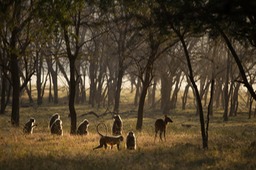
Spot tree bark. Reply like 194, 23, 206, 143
10, 51, 20, 126
136, 38, 156, 130
69, 58, 77, 134
10, 28, 20, 126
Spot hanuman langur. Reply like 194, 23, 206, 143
49, 113, 60, 128
126, 131, 136, 150
112, 114, 123, 135
50, 118, 63, 135
77, 119, 89, 135
93, 123, 124, 150
23, 118, 37, 134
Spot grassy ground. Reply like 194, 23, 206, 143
0, 105, 256, 170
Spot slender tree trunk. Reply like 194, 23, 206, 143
223, 54, 230, 121
10, 29, 20, 126
89, 62, 96, 107
69, 58, 77, 134
206, 78, 215, 144
75, 63, 81, 104
114, 68, 124, 113
134, 77, 141, 106
182, 83, 190, 110
53, 70, 58, 104
36, 55, 43, 105
248, 96, 253, 119
161, 73, 172, 114
175, 29, 208, 148
217, 27, 256, 100
170, 73, 182, 110
10, 52, 20, 126
136, 83, 148, 131
151, 78, 157, 109
136, 48, 155, 130
48, 73, 53, 103
50, 60, 58, 104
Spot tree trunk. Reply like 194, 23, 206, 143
69, 58, 77, 134
170, 72, 182, 110
151, 78, 157, 109
36, 55, 43, 105
223, 54, 230, 121
176, 29, 208, 148
217, 27, 256, 100
248, 96, 253, 119
161, 73, 172, 114
136, 83, 148, 131
230, 83, 240, 116
89, 61, 96, 107
214, 78, 223, 109
134, 77, 141, 106
114, 68, 124, 113
10, 29, 20, 126
182, 83, 190, 110
136, 43, 156, 130
75, 62, 81, 104
206, 78, 215, 144
10, 52, 20, 126
46, 58, 58, 104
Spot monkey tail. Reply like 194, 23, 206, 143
96, 122, 108, 137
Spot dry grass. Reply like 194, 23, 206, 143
1, 105, 256, 170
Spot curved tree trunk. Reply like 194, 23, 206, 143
174, 28, 208, 148
217, 26, 256, 100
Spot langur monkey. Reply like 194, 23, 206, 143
49, 113, 60, 128
93, 123, 124, 150
77, 119, 89, 135
126, 131, 136, 150
23, 118, 37, 134
112, 114, 123, 135
50, 119, 63, 135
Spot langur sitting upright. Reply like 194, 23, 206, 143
50, 118, 63, 136
23, 118, 37, 134
49, 113, 60, 129
126, 131, 136, 150
77, 119, 89, 135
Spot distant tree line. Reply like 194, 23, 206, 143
0, 0, 256, 148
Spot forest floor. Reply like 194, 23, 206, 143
0, 105, 256, 170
